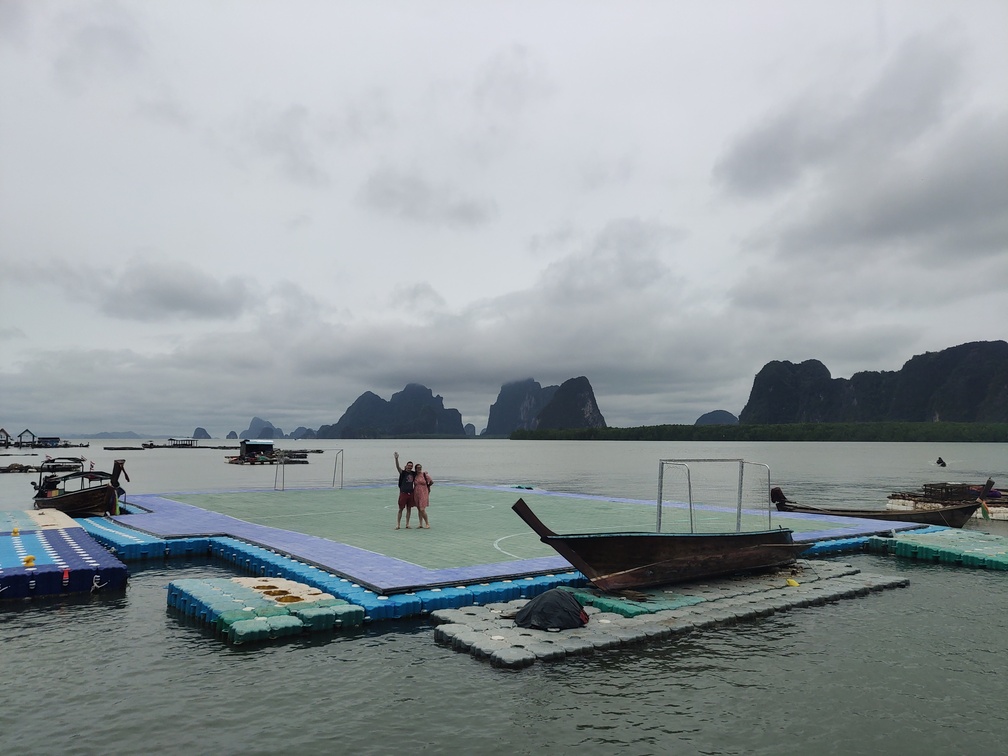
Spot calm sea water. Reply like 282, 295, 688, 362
2, 440, 1006, 755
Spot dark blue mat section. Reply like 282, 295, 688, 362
0, 524, 128, 600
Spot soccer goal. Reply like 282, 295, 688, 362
656, 458, 774, 534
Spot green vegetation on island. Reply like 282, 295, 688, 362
511, 422, 1008, 443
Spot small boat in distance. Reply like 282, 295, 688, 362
32, 457, 129, 518
771, 488, 981, 528
512, 498, 806, 591
887, 478, 999, 509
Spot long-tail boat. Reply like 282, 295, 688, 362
773, 498, 981, 528
32, 458, 129, 517
512, 497, 806, 591
771, 483, 990, 528
887, 478, 998, 511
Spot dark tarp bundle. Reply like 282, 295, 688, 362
514, 588, 589, 630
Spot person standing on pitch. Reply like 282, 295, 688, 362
412, 463, 433, 529
394, 452, 416, 529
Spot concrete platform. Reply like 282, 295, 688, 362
430, 560, 911, 669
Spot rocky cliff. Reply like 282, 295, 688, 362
317, 383, 466, 438
533, 376, 607, 431
740, 340, 1008, 423
482, 378, 559, 436
694, 410, 739, 426
240, 417, 285, 439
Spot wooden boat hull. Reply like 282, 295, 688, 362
775, 500, 981, 528
34, 485, 119, 518
512, 498, 806, 591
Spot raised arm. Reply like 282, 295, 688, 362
394, 451, 403, 473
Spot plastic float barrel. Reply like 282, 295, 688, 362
228, 617, 270, 644
265, 614, 303, 639
413, 587, 448, 612
385, 593, 422, 619
0, 571, 31, 600
518, 574, 570, 598
331, 604, 364, 628
493, 580, 524, 601
289, 604, 338, 631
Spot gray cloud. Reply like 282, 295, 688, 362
358, 169, 498, 227
52, 3, 147, 92
538, 218, 688, 305
0, 325, 27, 342
714, 37, 962, 198
0, 0, 30, 44
578, 154, 636, 191
389, 282, 447, 313
320, 90, 395, 144
714, 33, 1006, 271
2, 4, 1004, 437
471, 45, 554, 115
134, 93, 191, 128
243, 104, 329, 186
527, 223, 578, 254
775, 113, 1008, 262
82, 257, 255, 321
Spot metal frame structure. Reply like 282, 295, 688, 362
657, 458, 772, 533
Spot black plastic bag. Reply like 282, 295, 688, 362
514, 588, 588, 630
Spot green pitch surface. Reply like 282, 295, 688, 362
170, 484, 833, 571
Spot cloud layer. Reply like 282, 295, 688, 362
1, 1, 1005, 436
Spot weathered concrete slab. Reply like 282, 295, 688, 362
430, 560, 909, 669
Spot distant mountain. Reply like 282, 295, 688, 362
534, 376, 606, 431
740, 340, 1008, 423
317, 383, 466, 438
240, 417, 285, 439
193, 427, 211, 440
482, 378, 559, 436
695, 410, 739, 426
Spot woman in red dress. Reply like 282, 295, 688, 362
412, 463, 433, 529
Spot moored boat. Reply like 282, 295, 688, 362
887, 478, 999, 508
512, 496, 806, 591
772, 489, 982, 528
886, 478, 1001, 520
32, 458, 129, 517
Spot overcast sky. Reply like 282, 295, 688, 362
1, 1, 1006, 437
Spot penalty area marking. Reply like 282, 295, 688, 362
493, 531, 539, 559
